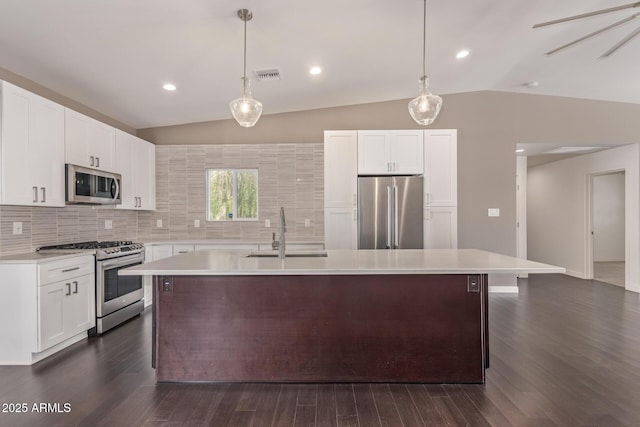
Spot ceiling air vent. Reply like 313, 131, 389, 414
254, 68, 281, 82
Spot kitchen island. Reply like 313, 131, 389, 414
121, 249, 563, 383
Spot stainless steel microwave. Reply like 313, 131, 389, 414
65, 164, 122, 205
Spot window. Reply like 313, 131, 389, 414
207, 169, 258, 221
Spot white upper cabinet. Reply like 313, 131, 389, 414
357, 130, 424, 175
65, 108, 115, 171
0, 81, 65, 207
424, 129, 457, 206
389, 130, 424, 174
115, 130, 156, 210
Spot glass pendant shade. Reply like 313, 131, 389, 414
229, 77, 262, 128
408, 76, 442, 126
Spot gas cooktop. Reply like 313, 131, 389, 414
38, 241, 144, 260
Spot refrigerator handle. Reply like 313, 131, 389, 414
386, 186, 392, 249
394, 185, 399, 248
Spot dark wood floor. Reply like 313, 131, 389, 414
1, 274, 640, 426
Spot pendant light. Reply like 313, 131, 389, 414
408, 0, 442, 126
229, 9, 263, 127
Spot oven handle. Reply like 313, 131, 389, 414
99, 253, 144, 270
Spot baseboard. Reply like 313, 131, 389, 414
489, 286, 519, 294
565, 270, 585, 279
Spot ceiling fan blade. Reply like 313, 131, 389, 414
545, 13, 639, 55
533, 2, 640, 28
600, 23, 640, 57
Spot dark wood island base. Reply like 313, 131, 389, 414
152, 274, 488, 383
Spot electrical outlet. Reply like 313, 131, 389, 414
157, 219, 163, 228
12, 222, 22, 235
194, 219, 200, 228
304, 218, 310, 227
265, 219, 270, 228
488, 208, 500, 217
104, 219, 112, 230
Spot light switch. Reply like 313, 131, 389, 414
304, 219, 311, 227
104, 220, 112, 229
265, 219, 270, 228
157, 219, 163, 228
488, 208, 500, 217
12, 222, 22, 235
194, 219, 200, 228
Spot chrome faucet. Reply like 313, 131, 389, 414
278, 207, 286, 259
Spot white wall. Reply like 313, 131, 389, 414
527, 144, 639, 292
593, 173, 625, 262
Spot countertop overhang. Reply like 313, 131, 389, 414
119, 249, 565, 276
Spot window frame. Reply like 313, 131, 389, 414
206, 168, 259, 222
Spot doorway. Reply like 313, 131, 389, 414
589, 171, 625, 287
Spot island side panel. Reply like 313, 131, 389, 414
154, 274, 486, 383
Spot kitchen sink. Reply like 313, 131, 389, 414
247, 250, 328, 258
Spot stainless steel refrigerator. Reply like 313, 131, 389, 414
358, 176, 423, 249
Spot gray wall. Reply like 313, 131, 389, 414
139, 90, 640, 257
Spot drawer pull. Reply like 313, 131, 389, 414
62, 266, 80, 273
73, 281, 78, 294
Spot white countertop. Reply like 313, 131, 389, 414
0, 250, 95, 264
120, 249, 565, 276
143, 239, 324, 246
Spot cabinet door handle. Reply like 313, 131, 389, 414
90, 156, 95, 167
138, 197, 142, 208
62, 266, 80, 273
73, 281, 78, 294
65, 283, 71, 296
96, 157, 100, 168
33, 186, 38, 202
40, 187, 46, 203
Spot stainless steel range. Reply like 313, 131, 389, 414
38, 241, 145, 334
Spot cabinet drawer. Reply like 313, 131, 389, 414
38, 255, 94, 286
173, 244, 195, 255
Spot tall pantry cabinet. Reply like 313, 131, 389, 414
324, 129, 457, 250
324, 131, 358, 249
423, 130, 458, 249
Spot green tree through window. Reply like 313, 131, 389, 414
207, 169, 258, 221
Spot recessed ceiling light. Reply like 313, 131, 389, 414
455, 50, 470, 59
163, 83, 177, 91
309, 66, 322, 75
516, 149, 525, 153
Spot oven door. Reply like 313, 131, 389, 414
96, 253, 144, 318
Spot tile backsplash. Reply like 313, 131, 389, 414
138, 143, 324, 242
0, 142, 324, 256
0, 205, 139, 256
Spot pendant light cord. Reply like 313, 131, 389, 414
243, 15, 247, 81
422, 0, 427, 77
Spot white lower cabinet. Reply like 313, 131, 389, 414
424, 207, 458, 249
0, 254, 95, 365
325, 208, 358, 249
38, 273, 94, 351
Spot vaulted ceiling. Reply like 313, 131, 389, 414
1, 0, 638, 129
